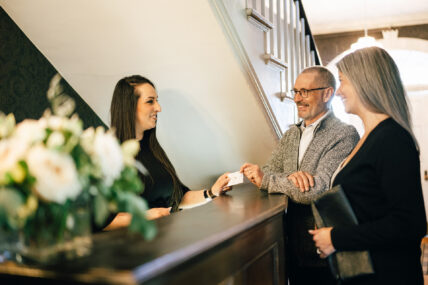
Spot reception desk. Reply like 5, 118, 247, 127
0, 184, 288, 284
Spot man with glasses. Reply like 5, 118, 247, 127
241, 66, 359, 284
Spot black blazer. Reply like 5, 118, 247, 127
332, 118, 426, 285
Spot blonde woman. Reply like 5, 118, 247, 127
310, 47, 426, 284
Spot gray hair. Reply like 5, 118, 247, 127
336, 47, 418, 150
301, 66, 336, 92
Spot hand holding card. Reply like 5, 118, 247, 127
226, 171, 248, 186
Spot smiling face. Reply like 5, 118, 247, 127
134, 83, 161, 136
293, 72, 332, 126
336, 72, 363, 115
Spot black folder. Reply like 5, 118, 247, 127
311, 185, 374, 281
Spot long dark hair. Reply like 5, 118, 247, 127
110, 75, 185, 211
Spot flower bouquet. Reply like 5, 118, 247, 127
0, 74, 156, 264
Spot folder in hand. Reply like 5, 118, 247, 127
311, 184, 375, 281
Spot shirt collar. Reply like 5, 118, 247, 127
301, 110, 331, 130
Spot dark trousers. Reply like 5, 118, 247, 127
289, 265, 338, 285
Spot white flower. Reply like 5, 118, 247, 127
27, 145, 81, 204
121, 139, 140, 166
46, 73, 62, 100
46, 116, 65, 131
46, 131, 65, 149
92, 127, 124, 186
80, 127, 95, 154
64, 114, 83, 136
52, 95, 75, 117
0, 113, 16, 139
13, 119, 46, 145
0, 138, 28, 183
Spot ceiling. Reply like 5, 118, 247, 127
302, 0, 428, 35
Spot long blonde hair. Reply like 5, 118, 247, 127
336, 47, 418, 151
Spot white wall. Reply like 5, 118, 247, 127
0, 0, 281, 188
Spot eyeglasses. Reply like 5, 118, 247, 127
290, 87, 329, 98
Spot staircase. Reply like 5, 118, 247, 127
212, 0, 321, 136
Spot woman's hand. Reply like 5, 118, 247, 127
240, 163, 264, 188
104, 208, 171, 230
145, 207, 172, 220
211, 173, 231, 196
309, 227, 336, 258
104, 212, 132, 231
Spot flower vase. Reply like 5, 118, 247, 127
1, 193, 92, 265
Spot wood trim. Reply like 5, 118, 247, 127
264, 53, 288, 71
275, 92, 294, 102
245, 8, 274, 32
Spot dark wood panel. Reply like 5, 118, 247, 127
0, 184, 288, 284
146, 215, 285, 285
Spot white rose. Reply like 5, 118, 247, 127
13, 119, 46, 145
0, 138, 28, 183
27, 145, 81, 204
92, 127, 124, 186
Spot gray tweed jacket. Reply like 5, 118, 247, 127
261, 112, 359, 204
261, 112, 359, 267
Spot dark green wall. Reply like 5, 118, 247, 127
0, 7, 105, 128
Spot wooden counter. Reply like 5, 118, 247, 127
0, 184, 288, 285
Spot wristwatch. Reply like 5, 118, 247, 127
208, 188, 217, 199
203, 189, 211, 201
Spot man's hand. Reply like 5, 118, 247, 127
240, 163, 264, 188
287, 171, 314, 192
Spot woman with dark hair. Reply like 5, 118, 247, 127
309, 47, 426, 284
109, 75, 230, 222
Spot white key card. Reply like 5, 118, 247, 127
227, 171, 246, 186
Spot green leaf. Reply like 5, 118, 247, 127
114, 191, 156, 240
94, 194, 109, 226
112, 166, 144, 195
0, 188, 25, 229
129, 215, 157, 241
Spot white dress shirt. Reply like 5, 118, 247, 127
298, 110, 331, 167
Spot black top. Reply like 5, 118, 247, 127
137, 136, 189, 209
331, 118, 426, 284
